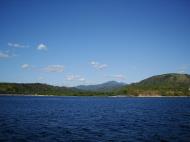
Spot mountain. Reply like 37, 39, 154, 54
1, 74, 190, 96
0, 83, 108, 96
76, 81, 126, 92
117, 73, 190, 96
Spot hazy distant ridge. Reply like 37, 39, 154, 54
76, 81, 126, 92
0, 73, 190, 96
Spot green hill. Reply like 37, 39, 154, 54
1, 73, 190, 96
117, 73, 190, 96
0, 83, 108, 96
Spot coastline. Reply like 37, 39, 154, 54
0, 94, 189, 97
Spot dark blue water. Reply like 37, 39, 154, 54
0, 96, 190, 142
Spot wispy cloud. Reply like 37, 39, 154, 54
37, 77, 45, 82
0, 51, 10, 59
42, 65, 64, 73
177, 64, 190, 74
178, 70, 186, 74
20, 64, 64, 73
91, 61, 108, 70
66, 75, 85, 82
37, 43, 47, 51
8, 42, 29, 48
21, 64, 30, 69
78, 78, 85, 82
108, 74, 126, 81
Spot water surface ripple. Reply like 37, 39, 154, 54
0, 96, 190, 142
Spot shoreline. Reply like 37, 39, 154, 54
0, 94, 189, 97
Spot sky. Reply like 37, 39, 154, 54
0, 0, 190, 86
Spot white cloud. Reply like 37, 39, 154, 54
0, 51, 10, 59
177, 64, 190, 74
37, 43, 47, 51
21, 64, 30, 69
66, 75, 79, 81
37, 77, 45, 81
180, 64, 190, 70
78, 78, 85, 82
108, 74, 126, 80
8, 42, 28, 48
20, 64, 64, 73
42, 65, 64, 73
178, 70, 186, 74
66, 75, 85, 82
90, 61, 108, 70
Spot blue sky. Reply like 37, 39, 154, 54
0, 0, 190, 86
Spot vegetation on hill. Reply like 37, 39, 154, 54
0, 83, 110, 96
117, 73, 190, 96
0, 73, 190, 96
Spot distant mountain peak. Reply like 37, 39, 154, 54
76, 81, 126, 92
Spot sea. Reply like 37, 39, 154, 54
0, 96, 190, 142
